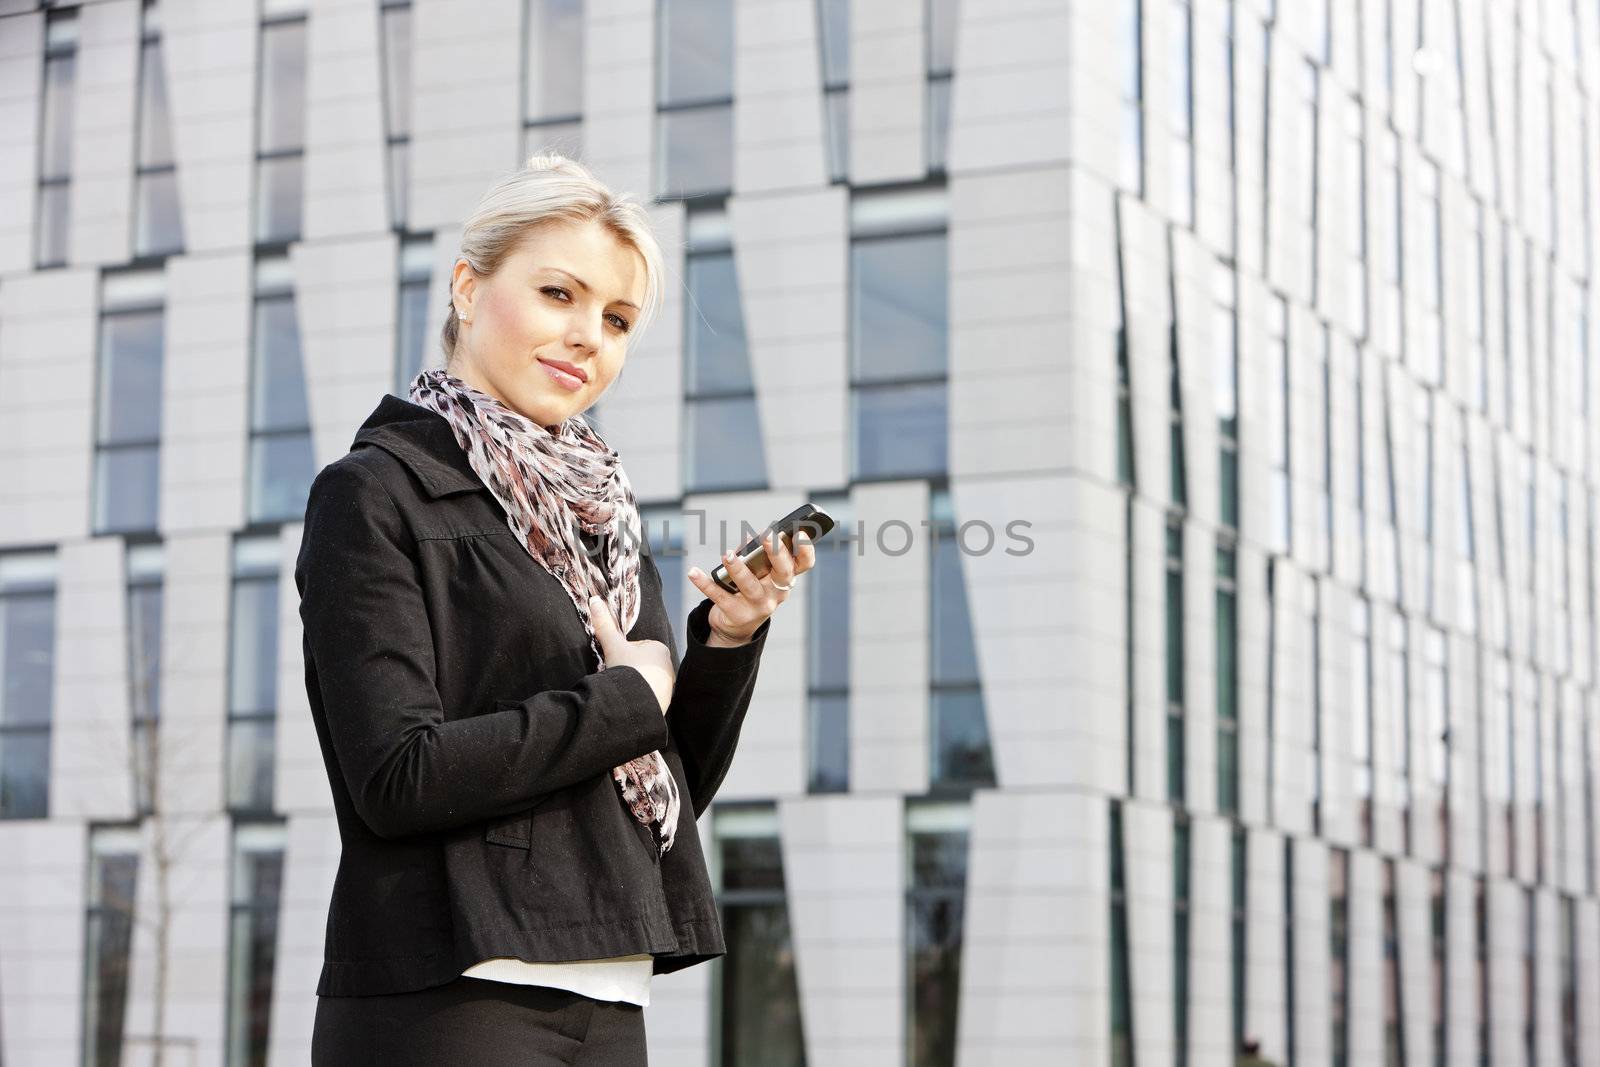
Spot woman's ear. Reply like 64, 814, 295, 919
450, 259, 477, 319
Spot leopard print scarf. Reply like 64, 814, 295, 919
407, 368, 680, 856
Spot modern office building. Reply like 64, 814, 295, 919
1, 0, 1597, 1064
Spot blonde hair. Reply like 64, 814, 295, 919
441, 152, 666, 369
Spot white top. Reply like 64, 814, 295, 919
461, 954, 654, 1007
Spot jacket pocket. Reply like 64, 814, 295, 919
484, 698, 537, 848
485, 809, 531, 848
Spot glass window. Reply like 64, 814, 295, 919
806, 494, 850, 793
137, 39, 175, 170
394, 238, 433, 393
381, 3, 412, 138
1217, 543, 1238, 813
656, 105, 734, 200
687, 395, 766, 492
929, 494, 994, 789
255, 155, 304, 245
128, 545, 163, 816
850, 233, 947, 383
1174, 817, 1191, 1057
659, 0, 733, 105
686, 251, 752, 393
1166, 517, 1184, 802
227, 538, 281, 814
1111, 802, 1134, 1067
713, 806, 804, 1067
1169, 0, 1193, 226
226, 821, 286, 1067
524, 0, 583, 121
684, 212, 765, 492
83, 825, 140, 1067
0, 552, 57, 820
40, 48, 76, 180
37, 181, 71, 268
249, 259, 315, 524
94, 273, 165, 534
906, 801, 968, 1067
135, 171, 184, 257
258, 21, 307, 154
853, 382, 947, 480
1119, 0, 1143, 193
1331, 848, 1349, 1067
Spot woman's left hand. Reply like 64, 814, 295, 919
688, 529, 817, 646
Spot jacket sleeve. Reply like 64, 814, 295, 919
296, 460, 670, 841
639, 546, 771, 819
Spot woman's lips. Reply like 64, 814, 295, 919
539, 359, 585, 392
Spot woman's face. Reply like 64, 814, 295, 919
449, 217, 646, 432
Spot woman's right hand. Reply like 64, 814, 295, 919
589, 596, 676, 715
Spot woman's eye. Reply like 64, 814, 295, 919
543, 286, 630, 332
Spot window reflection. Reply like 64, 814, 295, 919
0, 553, 56, 820
714, 807, 805, 1067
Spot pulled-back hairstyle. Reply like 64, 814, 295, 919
440, 152, 666, 369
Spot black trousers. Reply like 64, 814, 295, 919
311, 976, 648, 1066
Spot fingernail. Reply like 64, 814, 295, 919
688, 567, 703, 579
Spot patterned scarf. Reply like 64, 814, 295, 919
407, 368, 680, 856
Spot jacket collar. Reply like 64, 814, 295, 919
350, 393, 484, 499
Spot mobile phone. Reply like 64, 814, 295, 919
711, 502, 836, 594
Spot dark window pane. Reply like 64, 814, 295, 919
807, 693, 848, 792
720, 836, 785, 892
255, 155, 303, 244
807, 536, 850, 690
227, 844, 284, 1067
229, 577, 280, 716
249, 431, 316, 523
688, 394, 767, 492
37, 183, 70, 266
135, 170, 184, 256
138, 39, 174, 168
396, 279, 431, 391
41, 54, 76, 179
686, 251, 751, 393
381, 6, 411, 137
931, 532, 979, 686
252, 299, 308, 431
98, 311, 165, 444
95, 446, 161, 533
2, 592, 56, 727
227, 719, 276, 812
85, 848, 138, 1067
258, 21, 307, 152
0, 728, 50, 818
851, 233, 947, 382
128, 584, 163, 721
911, 830, 967, 889
525, 0, 583, 120
720, 903, 805, 1067
908, 894, 962, 1067
854, 382, 947, 479
657, 105, 733, 199
931, 689, 994, 787
659, 0, 733, 104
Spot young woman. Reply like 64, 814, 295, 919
299, 153, 814, 1065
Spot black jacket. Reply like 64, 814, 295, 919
294, 393, 771, 997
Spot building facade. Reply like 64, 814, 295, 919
1, 0, 1598, 1064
